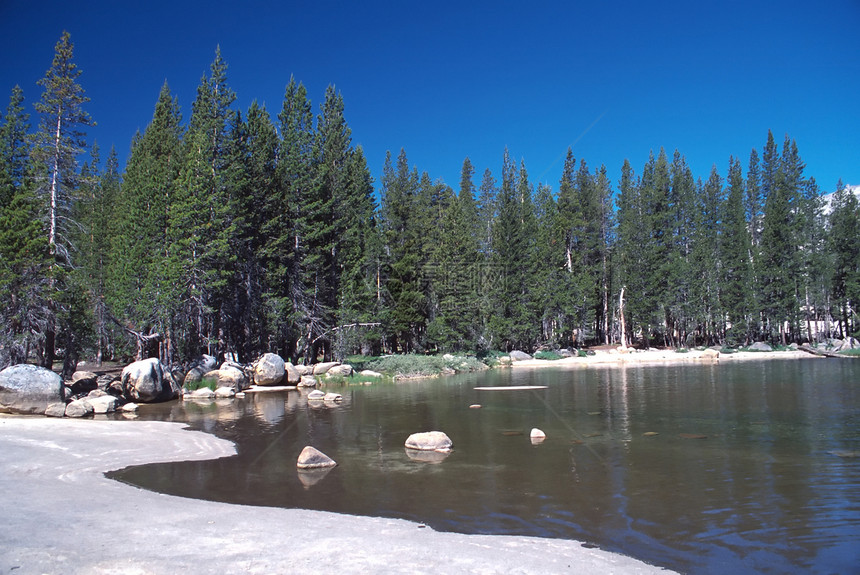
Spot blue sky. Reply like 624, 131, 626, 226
1, 0, 858, 194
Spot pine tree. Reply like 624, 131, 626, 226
532, 181, 564, 344
758, 134, 806, 344
796, 176, 828, 343
221, 101, 279, 359
745, 148, 762, 246
267, 77, 316, 359
0, 86, 30, 207
488, 149, 538, 349
0, 88, 45, 367
664, 151, 695, 346
614, 159, 642, 347
829, 180, 860, 338
690, 165, 723, 344
110, 82, 183, 360
635, 149, 672, 346
594, 166, 615, 345
721, 156, 754, 345
380, 149, 424, 352
333, 145, 377, 358
0, 183, 49, 367
31, 31, 93, 368
169, 47, 238, 358
476, 168, 496, 257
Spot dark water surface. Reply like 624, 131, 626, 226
112, 359, 860, 574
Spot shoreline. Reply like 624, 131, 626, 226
0, 416, 673, 574
508, 348, 816, 369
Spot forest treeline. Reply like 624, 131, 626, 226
1, 35, 859, 375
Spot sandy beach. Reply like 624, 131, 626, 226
508, 347, 814, 369
0, 416, 674, 574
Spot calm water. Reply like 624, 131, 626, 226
112, 359, 860, 574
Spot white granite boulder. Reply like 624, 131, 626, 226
701, 348, 720, 359
202, 365, 248, 391
0, 364, 65, 415
405, 431, 453, 453
298, 375, 318, 388
297, 446, 337, 469
312, 361, 341, 375
122, 358, 178, 403
65, 399, 93, 418
284, 362, 302, 384
253, 353, 285, 386
88, 394, 119, 414
326, 364, 353, 377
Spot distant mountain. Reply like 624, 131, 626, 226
820, 184, 860, 215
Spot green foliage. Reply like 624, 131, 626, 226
533, 350, 563, 360
185, 375, 217, 392
365, 353, 487, 378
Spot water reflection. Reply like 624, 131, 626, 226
251, 392, 287, 426
115, 360, 860, 574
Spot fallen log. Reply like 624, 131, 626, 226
799, 345, 858, 359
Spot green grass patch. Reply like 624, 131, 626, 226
837, 348, 860, 356
323, 372, 392, 385
533, 350, 564, 360
364, 354, 488, 378
184, 375, 217, 391
674, 347, 690, 354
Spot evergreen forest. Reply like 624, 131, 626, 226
2, 35, 859, 375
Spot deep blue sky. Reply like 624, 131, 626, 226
1, 0, 858, 194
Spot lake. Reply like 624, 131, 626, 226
112, 358, 859, 574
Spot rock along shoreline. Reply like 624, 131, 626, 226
0, 415, 673, 575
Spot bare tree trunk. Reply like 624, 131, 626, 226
619, 287, 628, 350
48, 109, 62, 253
